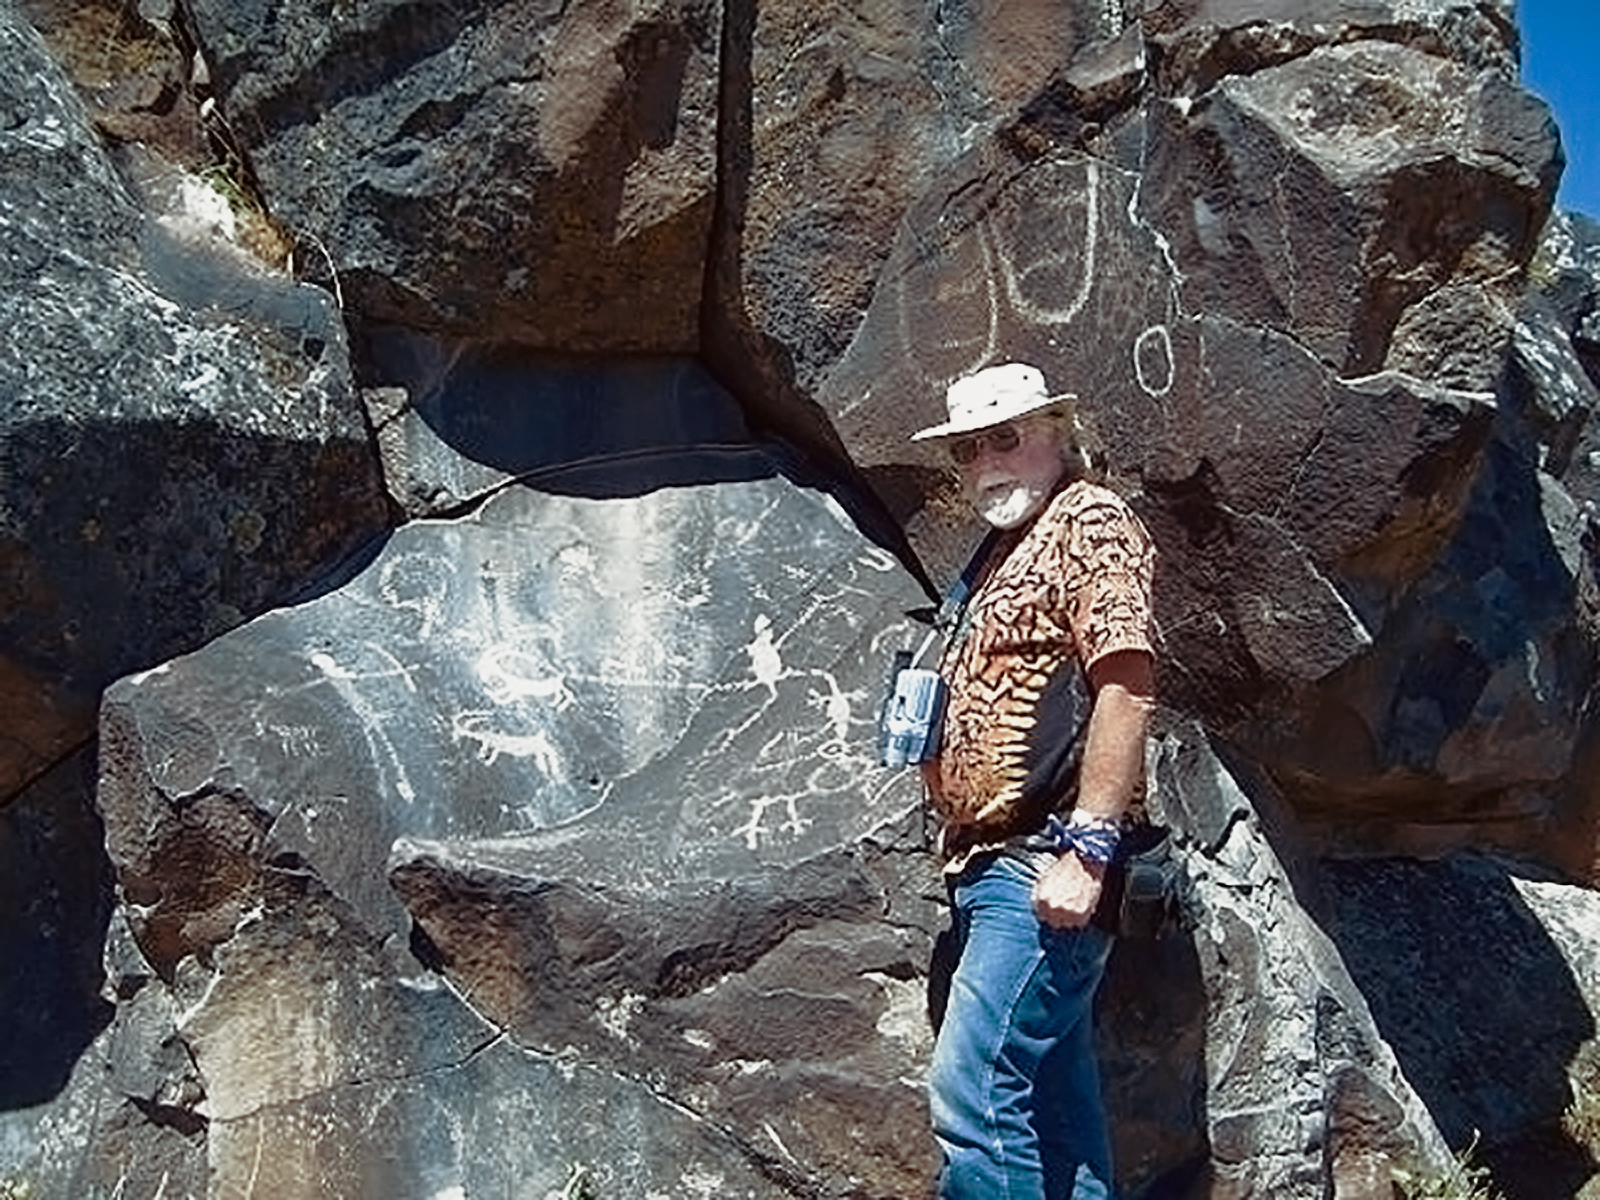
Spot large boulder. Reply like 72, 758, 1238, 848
808, 0, 1588, 868
184, 0, 723, 350
0, 1, 389, 801
88, 359, 967, 1197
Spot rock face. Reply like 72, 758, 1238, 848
8, 0, 1600, 1197
0, 2, 389, 799
184, 0, 723, 349
82, 360, 955, 1198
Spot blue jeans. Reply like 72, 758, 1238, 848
929, 850, 1115, 1200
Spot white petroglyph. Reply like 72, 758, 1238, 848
1134, 324, 1175, 397
857, 544, 900, 573
779, 796, 812, 838
594, 992, 646, 1043
808, 670, 853, 746
732, 795, 784, 850
451, 711, 564, 777
995, 158, 1099, 327
308, 649, 418, 804
475, 643, 573, 710
272, 724, 322, 758
897, 222, 1000, 388
378, 551, 453, 641
747, 614, 783, 697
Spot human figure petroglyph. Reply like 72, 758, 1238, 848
378, 552, 453, 641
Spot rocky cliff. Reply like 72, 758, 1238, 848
4, 0, 1600, 1197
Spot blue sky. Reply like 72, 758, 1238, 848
1519, 0, 1600, 217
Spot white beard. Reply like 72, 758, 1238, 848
974, 480, 1050, 529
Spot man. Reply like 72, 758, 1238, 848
911, 362, 1156, 1200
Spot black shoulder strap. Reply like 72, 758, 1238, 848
936, 527, 1004, 628
909, 528, 1004, 668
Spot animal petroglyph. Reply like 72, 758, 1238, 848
747, 613, 783, 699
475, 642, 573, 710
451, 710, 565, 775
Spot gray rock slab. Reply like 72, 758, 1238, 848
203, 1033, 791, 1200
389, 835, 941, 1198
94, 371, 935, 1193
100, 433, 928, 948
0, 1, 389, 800
1150, 719, 1453, 1196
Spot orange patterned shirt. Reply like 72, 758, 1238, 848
932, 480, 1155, 848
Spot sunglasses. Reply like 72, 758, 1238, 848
948, 423, 1022, 466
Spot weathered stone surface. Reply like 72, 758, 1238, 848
1148, 720, 1478, 1196
1, 929, 786, 1200
1322, 854, 1600, 1195
390, 832, 942, 1198
710, 0, 1138, 403
18, 0, 207, 168
185, 0, 721, 349
1142, 40, 1556, 377
91, 361, 954, 1195
1141, 0, 1521, 96
0, 1, 389, 800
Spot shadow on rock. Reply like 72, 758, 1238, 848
0, 747, 113, 1110
364, 331, 781, 500
355, 329, 928, 587
1320, 854, 1598, 1199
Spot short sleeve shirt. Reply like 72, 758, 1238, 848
932, 480, 1155, 845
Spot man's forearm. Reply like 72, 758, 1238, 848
1075, 650, 1155, 820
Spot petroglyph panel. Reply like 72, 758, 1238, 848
102, 364, 930, 934
822, 148, 1184, 578
826, 151, 1178, 464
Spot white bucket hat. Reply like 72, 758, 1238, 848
910, 362, 1076, 441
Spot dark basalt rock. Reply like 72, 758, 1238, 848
1320, 853, 1600, 1194
90, 359, 952, 1196
12, 0, 1600, 1195
0, 3, 389, 801
184, 0, 723, 349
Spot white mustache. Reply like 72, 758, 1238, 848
971, 472, 1021, 496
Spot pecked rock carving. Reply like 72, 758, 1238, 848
5, 0, 1600, 1196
